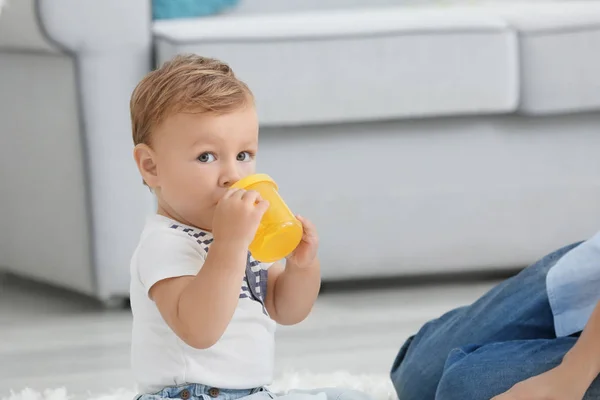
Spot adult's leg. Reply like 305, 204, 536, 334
435, 337, 600, 400
390, 242, 582, 400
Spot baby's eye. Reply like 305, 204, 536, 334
237, 151, 252, 162
197, 152, 216, 163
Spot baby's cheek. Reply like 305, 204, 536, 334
243, 161, 256, 175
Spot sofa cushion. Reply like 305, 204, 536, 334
153, 7, 518, 126
475, 1, 600, 115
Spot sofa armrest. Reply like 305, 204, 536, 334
37, 0, 155, 301
38, 0, 151, 52
0, 0, 152, 53
0, 0, 58, 52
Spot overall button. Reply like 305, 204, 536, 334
208, 388, 220, 398
179, 389, 191, 400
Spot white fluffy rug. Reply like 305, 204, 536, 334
2, 372, 397, 400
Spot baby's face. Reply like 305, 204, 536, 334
151, 105, 259, 230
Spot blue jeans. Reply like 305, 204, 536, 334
136, 383, 372, 400
390, 242, 600, 400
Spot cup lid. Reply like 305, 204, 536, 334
231, 173, 277, 190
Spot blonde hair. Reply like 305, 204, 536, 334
130, 54, 253, 146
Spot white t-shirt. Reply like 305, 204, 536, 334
130, 214, 276, 394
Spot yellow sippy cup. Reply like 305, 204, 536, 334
231, 174, 303, 263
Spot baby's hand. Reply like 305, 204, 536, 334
286, 215, 319, 269
212, 188, 269, 247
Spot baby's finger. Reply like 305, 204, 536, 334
222, 188, 241, 200
230, 188, 246, 200
297, 215, 317, 235
256, 199, 270, 214
241, 190, 261, 204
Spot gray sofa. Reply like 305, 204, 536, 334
2, 0, 600, 305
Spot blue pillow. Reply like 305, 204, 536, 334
153, 0, 240, 20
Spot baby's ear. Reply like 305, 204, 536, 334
133, 144, 159, 188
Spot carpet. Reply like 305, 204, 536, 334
2, 372, 398, 400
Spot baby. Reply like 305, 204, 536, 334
129, 54, 372, 400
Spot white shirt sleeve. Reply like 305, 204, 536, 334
135, 228, 206, 295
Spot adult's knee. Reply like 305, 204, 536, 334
390, 306, 473, 400
390, 334, 448, 400
392, 362, 440, 400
